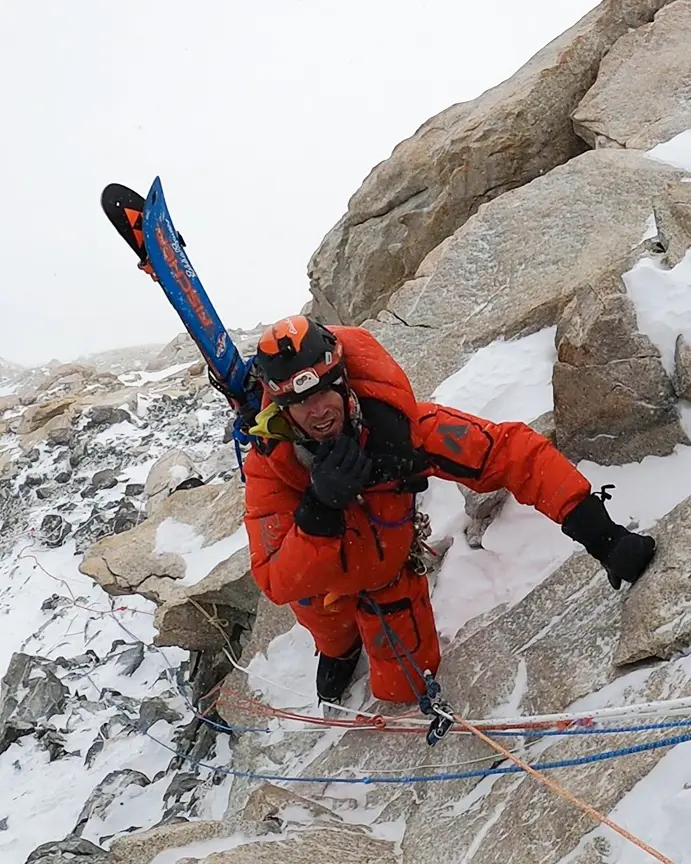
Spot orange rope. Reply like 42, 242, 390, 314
453, 712, 674, 864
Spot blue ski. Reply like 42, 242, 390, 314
142, 176, 249, 397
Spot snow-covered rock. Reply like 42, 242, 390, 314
143, 450, 203, 517
78, 481, 255, 651
25, 836, 112, 864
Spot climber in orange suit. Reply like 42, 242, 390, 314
242, 316, 656, 704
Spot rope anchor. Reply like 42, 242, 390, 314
419, 671, 454, 747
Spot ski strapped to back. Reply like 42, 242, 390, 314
100, 178, 262, 477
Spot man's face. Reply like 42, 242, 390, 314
286, 387, 345, 441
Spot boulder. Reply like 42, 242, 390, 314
145, 332, 198, 372
186, 359, 206, 377
202, 444, 243, 479
19, 412, 78, 452
93, 371, 121, 388
553, 277, 688, 463
45, 418, 75, 447
109, 820, 237, 864
84, 405, 132, 429
36, 363, 95, 393
309, 0, 677, 325
74, 770, 151, 837
615, 495, 691, 664
77, 388, 139, 412
78, 481, 256, 651
25, 836, 112, 864
572, 1, 691, 150
40, 514, 72, 547
73, 505, 121, 555
17, 397, 77, 435
461, 487, 508, 549
152, 547, 255, 650
673, 334, 691, 399
80, 468, 119, 499
0, 394, 19, 415
143, 449, 202, 516
0, 654, 67, 755
364, 149, 684, 398
112, 499, 141, 534
654, 178, 691, 268
187, 825, 398, 864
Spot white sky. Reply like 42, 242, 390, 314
0, 0, 599, 367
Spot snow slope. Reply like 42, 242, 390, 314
0, 365, 243, 863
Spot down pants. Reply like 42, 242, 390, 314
290, 566, 440, 703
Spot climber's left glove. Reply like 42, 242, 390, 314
561, 488, 656, 590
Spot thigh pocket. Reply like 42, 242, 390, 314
356, 595, 421, 662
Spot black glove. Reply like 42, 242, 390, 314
310, 434, 372, 509
294, 435, 371, 538
561, 490, 656, 590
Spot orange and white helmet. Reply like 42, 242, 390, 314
255, 316, 345, 407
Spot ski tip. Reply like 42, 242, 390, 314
101, 182, 146, 211
100, 183, 120, 206
145, 176, 165, 210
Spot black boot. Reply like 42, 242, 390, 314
316, 638, 363, 704
561, 489, 656, 590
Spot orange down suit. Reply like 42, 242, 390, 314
244, 327, 591, 703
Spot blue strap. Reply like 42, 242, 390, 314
233, 436, 246, 483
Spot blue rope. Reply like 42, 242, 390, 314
144, 728, 691, 785
488, 718, 691, 737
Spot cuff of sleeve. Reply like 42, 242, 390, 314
295, 488, 345, 537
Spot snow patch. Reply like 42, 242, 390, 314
431, 327, 556, 423
120, 362, 193, 386
154, 519, 248, 587
635, 211, 658, 248
246, 623, 319, 710
196, 408, 213, 426
647, 128, 691, 173
623, 252, 691, 376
